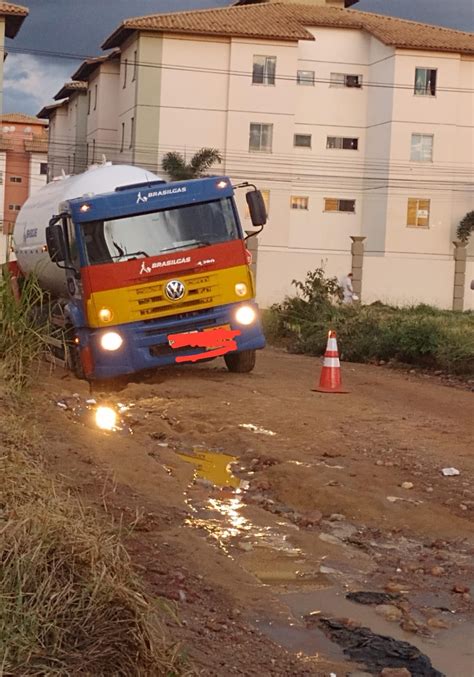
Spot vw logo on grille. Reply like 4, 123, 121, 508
165, 279, 186, 301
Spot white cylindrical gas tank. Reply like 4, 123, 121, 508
13, 164, 162, 296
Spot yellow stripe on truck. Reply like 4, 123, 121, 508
87, 264, 254, 328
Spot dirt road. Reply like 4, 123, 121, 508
32, 348, 474, 675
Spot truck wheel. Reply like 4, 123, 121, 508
68, 341, 85, 380
224, 350, 256, 373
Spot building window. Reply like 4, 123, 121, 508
252, 55, 276, 85
327, 136, 359, 150
92, 139, 96, 163
249, 123, 273, 152
94, 84, 98, 111
324, 198, 356, 213
297, 70, 315, 86
130, 117, 135, 149
8, 204, 22, 211
132, 50, 138, 81
410, 134, 433, 162
294, 133, 312, 148
123, 58, 128, 88
9, 176, 22, 183
407, 198, 430, 228
87, 89, 91, 115
330, 73, 363, 88
120, 123, 125, 152
40, 162, 48, 175
291, 196, 309, 210
414, 68, 437, 96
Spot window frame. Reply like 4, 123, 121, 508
326, 136, 359, 150
40, 162, 48, 176
132, 49, 138, 82
9, 176, 22, 183
249, 122, 273, 153
87, 89, 91, 115
123, 58, 128, 88
407, 198, 430, 228
290, 195, 309, 211
297, 69, 315, 86
120, 122, 125, 152
410, 133, 434, 163
294, 133, 312, 149
93, 84, 98, 111
324, 198, 356, 213
130, 116, 135, 149
252, 55, 277, 86
414, 67, 437, 97
330, 72, 363, 89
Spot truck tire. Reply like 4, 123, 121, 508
224, 349, 256, 373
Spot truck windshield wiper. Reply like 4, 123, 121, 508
110, 250, 149, 260
160, 241, 211, 253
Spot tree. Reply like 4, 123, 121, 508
161, 148, 223, 181
456, 210, 474, 244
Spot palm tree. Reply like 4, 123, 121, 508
161, 148, 223, 181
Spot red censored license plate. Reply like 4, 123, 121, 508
168, 325, 240, 363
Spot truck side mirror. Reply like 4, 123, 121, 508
246, 190, 267, 227
46, 222, 67, 263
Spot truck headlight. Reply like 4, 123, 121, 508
235, 305, 256, 326
98, 307, 113, 323
235, 283, 248, 297
100, 331, 123, 351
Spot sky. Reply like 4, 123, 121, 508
4, 0, 473, 115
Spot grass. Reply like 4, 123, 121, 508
266, 270, 474, 376
0, 269, 51, 393
0, 408, 191, 676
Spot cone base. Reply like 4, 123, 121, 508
312, 386, 349, 394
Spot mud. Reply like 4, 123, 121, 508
16, 348, 474, 675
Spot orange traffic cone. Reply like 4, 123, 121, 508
312, 331, 349, 394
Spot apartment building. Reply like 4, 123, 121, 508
38, 81, 88, 179
0, 3, 29, 264
40, 1, 474, 309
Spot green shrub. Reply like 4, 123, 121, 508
269, 269, 474, 376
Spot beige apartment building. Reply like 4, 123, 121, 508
40, 0, 474, 309
0, 2, 29, 264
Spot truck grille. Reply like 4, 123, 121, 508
128, 273, 221, 321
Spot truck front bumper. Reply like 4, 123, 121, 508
82, 301, 265, 380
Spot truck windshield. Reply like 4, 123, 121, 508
81, 197, 240, 265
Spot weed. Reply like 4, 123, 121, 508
0, 270, 50, 393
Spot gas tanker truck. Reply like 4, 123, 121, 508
11, 163, 267, 382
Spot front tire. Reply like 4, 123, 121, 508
224, 349, 256, 373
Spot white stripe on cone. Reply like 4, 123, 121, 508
327, 338, 338, 352
323, 357, 340, 368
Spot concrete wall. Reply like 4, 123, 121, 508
28, 153, 48, 195
48, 103, 69, 178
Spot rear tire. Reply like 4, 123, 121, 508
224, 349, 256, 373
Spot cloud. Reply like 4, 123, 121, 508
3, 53, 71, 115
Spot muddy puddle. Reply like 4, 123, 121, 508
178, 448, 474, 676
56, 395, 134, 434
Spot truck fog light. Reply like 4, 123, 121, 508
100, 331, 123, 351
95, 406, 117, 431
98, 307, 113, 323
235, 305, 256, 326
235, 283, 248, 297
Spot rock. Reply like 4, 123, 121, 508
298, 510, 323, 527
375, 604, 403, 622
380, 669, 412, 677
401, 482, 414, 490
400, 618, 418, 633
237, 542, 253, 552
452, 584, 469, 594
328, 513, 346, 522
427, 617, 449, 629
253, 478, 271, 492
429, 566, 445, 577
195, 478, 214, 489
385, 581, 409, 593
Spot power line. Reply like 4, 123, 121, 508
5, 45, 474, 95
